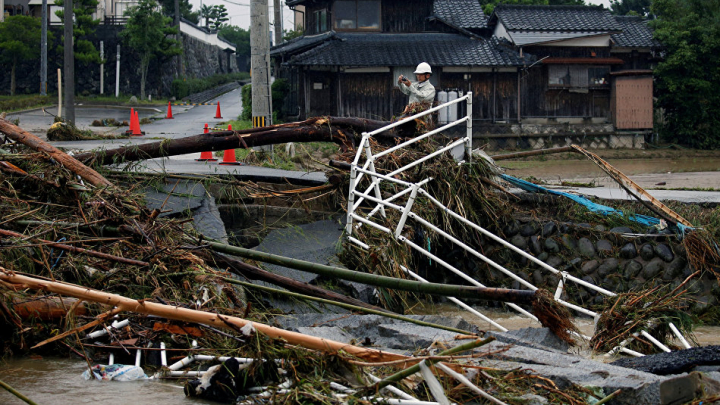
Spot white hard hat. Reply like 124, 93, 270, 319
414, 62, 432, 74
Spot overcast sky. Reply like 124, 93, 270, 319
189, 0, 612, 32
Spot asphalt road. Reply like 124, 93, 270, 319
7, 89, 327, 184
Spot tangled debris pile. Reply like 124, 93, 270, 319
1, 113, 720, 404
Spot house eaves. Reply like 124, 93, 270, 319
284, 32, 527, 68
509, 31, 613, 46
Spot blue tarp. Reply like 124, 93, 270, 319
500, 174, 691, 233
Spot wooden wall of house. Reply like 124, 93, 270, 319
304, 1, 332, 35
441, 72, 518, 122
304, 70, 337, 118
526, 46, 612, 59
521, 67, 610, 118
301, 0, 434, 35
338, 73, 400, 121
613, 50, 656, 71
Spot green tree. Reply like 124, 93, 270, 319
200, 4, 213, 27
54, 0, 101, 64
483, 0, 585, 14
283, 28, 304, 42
651, 0, 720, 148
208, 5, 229, 30
121, 0, 182, 100
157, 0, 200, 24
610, 0, 653, 16
218, 24, 251, 57
0, 16, 44, 95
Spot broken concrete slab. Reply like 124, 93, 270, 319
487, 327, 569, 353
480, 340, 702, 405
273, 313, 475, 351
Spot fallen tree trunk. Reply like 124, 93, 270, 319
0, 118, 113, 188
0, 269, 407, 363
74, 117, 409, 166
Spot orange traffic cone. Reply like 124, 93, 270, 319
131, 110, 143, 136
214, 101, 223, 119
166, 101, 174, 119
126, 108, 135, 134
219, 124, 241, 165
196, 124, 217, 162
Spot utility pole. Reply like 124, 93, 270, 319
174, 0, 183, 77
251, 0, 272, 137
63, 0, 75, 124
273, 0, 282, 46
40, 0, 47, 95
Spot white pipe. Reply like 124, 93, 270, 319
669, 322, 691, 349
350, 214, 391, 234
361, 178, 433, 223
409, 213, 537, 291
168, 355, 194, 371
373, 118, 470, 160
640, 330, 671, 353
351, 190, 405, 212
348, 237, 370, 249
135, 349, 141, 367
115, 44, 120, 97
399, 241, 536, 323
418, 189, 617, 297
363, 94, 470, 137
108, 353, 114, 365
87, 318, 129, 339
160, 342, 167, 367
367, 373, 417, 401
435, 363, 507, 405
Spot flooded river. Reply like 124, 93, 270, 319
2, 305, 718, 404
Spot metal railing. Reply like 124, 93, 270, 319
345, 93, 687, 354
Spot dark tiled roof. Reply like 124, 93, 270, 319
284, 32, 526, 67
433, 0, 488, 29
492, 5, 622, 32
271, 31, 336, 55
611, 16, 660, 48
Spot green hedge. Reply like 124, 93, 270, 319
171, 72, 250, 100
239, 78, 289, 121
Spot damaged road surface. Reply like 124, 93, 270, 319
2, 99, 720, 405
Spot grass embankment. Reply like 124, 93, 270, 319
0, 94, 170, 113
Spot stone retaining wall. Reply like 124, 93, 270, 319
0, 25, 237, 98
428, 217, 718, 317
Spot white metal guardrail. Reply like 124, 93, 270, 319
346, 93, 687, 354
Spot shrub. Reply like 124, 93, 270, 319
239, 79, 290, 122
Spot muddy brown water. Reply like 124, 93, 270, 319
502, 156, 720, 186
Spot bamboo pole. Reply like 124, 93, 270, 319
205, 241, 536, 304
0, 269, 406, 363
570, 145, 693, 227
0, 379, 38, 405
222, 277, 474, 335
371, 337, 495, 392
0, 118, 113, 188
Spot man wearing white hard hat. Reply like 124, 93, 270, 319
397, 62, 436, 105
